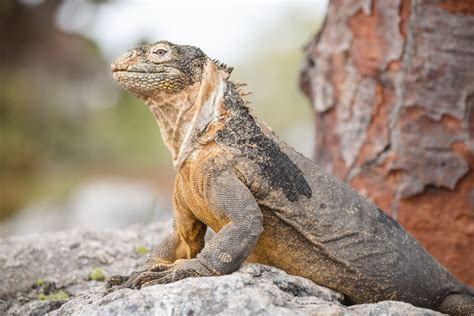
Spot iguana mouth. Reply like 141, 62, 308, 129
111, 61, 166, 75
112, 70, 163, 74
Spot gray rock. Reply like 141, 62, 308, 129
0, 223, 170, 313
0, 225, 442, 315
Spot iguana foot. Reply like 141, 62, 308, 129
131, 259, 207, 289
104, 259, 212, 291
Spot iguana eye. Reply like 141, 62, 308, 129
152, 49, 168, 57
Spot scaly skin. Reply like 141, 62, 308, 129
107, 41, 474, 315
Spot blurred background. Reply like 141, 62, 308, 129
0, 0, 327, 236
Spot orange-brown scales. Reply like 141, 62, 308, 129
107, 41, 474, 315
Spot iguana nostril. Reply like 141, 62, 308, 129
111, 62, 129, 72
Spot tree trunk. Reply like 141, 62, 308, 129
300, 0, 474, 285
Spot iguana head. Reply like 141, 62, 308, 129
111, 40, 231, 100
111, 40, 232, 168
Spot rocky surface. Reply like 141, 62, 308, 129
0, 223, 170, 314
0, 225, 442, 315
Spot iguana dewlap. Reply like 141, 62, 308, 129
107, 41, 474, 315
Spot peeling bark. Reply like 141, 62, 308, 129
300, 0, 474, 285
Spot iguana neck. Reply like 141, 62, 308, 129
145, 60, 226, 170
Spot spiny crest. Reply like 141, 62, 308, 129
237, 87, 252, 101
212, 59, 234, 75
232, 81, 254, 110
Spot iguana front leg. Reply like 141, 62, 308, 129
125, 172, 264, 289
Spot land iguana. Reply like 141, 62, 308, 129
106, 40, 474, 315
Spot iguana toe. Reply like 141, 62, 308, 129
132, 270, 172, 288
147, 262, 174, 272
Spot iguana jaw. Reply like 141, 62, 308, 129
146, 59, 227, 169
112, 67, 190, 99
